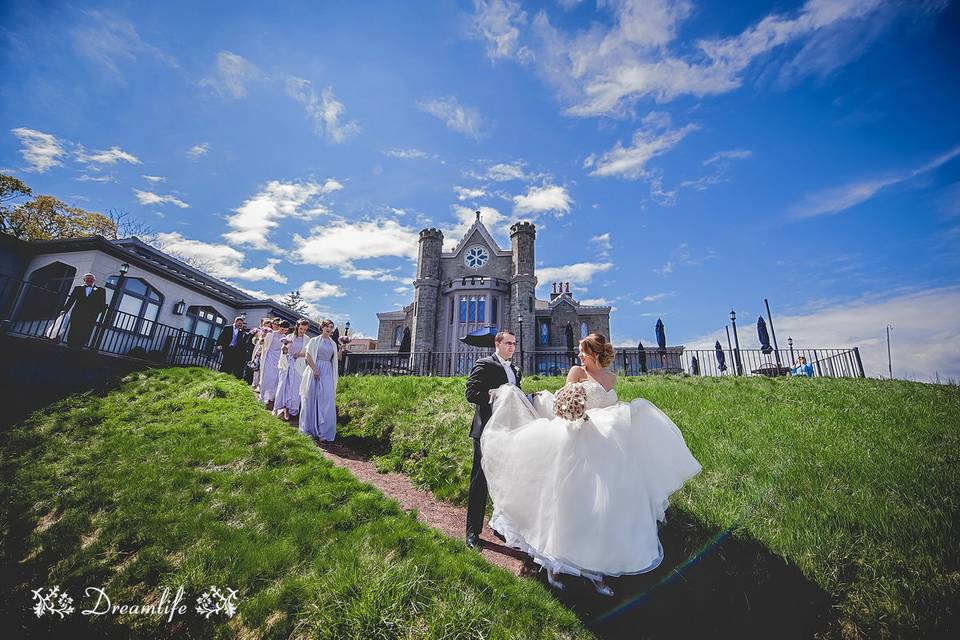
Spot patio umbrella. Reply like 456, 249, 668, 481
565, 323, 576, 352
637, 340, 647, 373
655, 318, 667, 353
690, 355, 700, 376
757, 316, 773, 354
332, 327, 340, 350
715, 340, 727, 372
460, 327, 497, 348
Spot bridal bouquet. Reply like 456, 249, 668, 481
553, 383, 587, 421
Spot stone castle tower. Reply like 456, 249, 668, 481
410, 227, 443, 354
509, 222, 536, 372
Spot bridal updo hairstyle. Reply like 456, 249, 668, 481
581, 333, 615, 368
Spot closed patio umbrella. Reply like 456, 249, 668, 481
637, 340, 647, 373
690, 355, 700, 376
655, 318, 666, 353
715, 340, 727, 372
757, 316, 773, 354
460, 327, 497, 348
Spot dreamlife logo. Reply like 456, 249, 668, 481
30, 585, 238, 621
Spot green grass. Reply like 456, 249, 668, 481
0, 368, 589, 639
335, 374, 960, 638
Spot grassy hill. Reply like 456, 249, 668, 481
0, 368, 587, 639
335, 374, 960, 638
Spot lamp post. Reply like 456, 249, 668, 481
518, 313, 524, 373
725, 325, 734, 376
886, 324, 893, 379
730, 309, 742, 375
95, 262, 129, 352
788, 336, 794, 366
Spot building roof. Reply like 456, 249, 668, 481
445, 219, 511, 258
19, 235, 309, 320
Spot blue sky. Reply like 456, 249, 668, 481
2, 0, 959, 380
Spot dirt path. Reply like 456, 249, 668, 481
316, 439, 534, 576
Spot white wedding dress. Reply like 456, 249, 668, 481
480, 380, 701, 579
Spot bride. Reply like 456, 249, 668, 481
481, 333, 701, 596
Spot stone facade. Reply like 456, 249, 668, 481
375, 215, 613, 373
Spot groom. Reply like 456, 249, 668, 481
464, 330, 521, 550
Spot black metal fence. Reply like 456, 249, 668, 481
345, 345, 864, 379
3, 280, 222, 370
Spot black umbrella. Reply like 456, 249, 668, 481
565, 323, 576, 352
655, 318, 667, 353
637, 340, 648, 373
399, 326, 411, 355
690, 355, 700, 376
460, 327, 497, 348
715, 340, 727, 372
757, 316, 773, 355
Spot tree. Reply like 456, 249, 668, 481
0, 174, 32, 235
105, 208, 155, 242
281, 290, 309, 314
1, 173, 118, 241
6, 194, 116, 241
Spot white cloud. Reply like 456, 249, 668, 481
75, 174, 117, 183
681, 286, 960, 381
384, 148, 430, 159
591, 232, 612, 258
338, 265, 405, 282
509, 0, 910, 118
580, 298, 610, 306
653, 261, 673, 276
154, 232, 287, 283
133, 189, 189, 208
292, 219, 420, 268
418, 96, 486, 140
142, 174, 166, 183
792, 145, 960, 219
704, 149, 752, 165
286, 78, 360, 143
224, 180, 338, 250
299, 280, 345, 299
199, 51, 265, 99
186, 143, 210, 159
11, 128, 67, 172
587, 115, 698, 180
471, 0, 532, 62
455, 185, 488, 201
392, 286, 410, 294
488, 161, 528, 181
70, 10, 177, 83
76, 145, 140, 165
642, 292, 669, 302
513, 184, 572, 216
537, 262, 612, 288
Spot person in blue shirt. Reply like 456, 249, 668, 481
792, 356, 814, 377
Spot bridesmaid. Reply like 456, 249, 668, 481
299, 318, 339, 443
250, 317, 273, 392
274, 319, 309, 421
258, 319, 285, 406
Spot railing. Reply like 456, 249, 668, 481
344, 345, 864, 379
3, 280, 222, 370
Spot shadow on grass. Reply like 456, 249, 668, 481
517, 509, 839, 639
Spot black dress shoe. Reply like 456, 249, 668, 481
465, 532, 481, 550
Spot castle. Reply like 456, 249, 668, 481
375, 214, 611, 374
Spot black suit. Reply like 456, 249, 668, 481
61, 285, 107, 348
464, 355, 522, 537
217, 326, 250, 379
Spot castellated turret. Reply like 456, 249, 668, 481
411, 228, 443, 353
509, 222, 537, 372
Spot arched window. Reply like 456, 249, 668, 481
580, 321, 589, 338
186, 305, 226, 350
105, 276, 163, 337
394, 325, 404, 347
20, 262, 76, 319
538, 319, 550, 346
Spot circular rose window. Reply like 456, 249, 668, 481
464, 245, 489, 269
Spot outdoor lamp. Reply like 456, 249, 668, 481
173, 300, 186, 315
729, 309, 736, 322
345, 321, 351, 334
120, 263, 130, 275
788, 337, 793, 347
239, 312, 247, 320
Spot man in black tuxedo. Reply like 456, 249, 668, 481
59, 273, 107, 348
464, 330, 521, 549
216, 316, 249, 379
